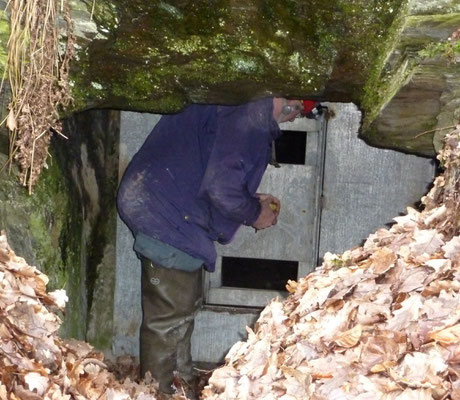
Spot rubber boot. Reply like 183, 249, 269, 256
139, 256, 202, 394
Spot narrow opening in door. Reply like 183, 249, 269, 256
221, 256, 298, 291
275, 130, 307, 165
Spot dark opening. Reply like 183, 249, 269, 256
221, 256, 298, 291
274, 130, 307, 165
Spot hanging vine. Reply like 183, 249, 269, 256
3, 0, 75, 193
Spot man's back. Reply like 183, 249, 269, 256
117, 98, 280, 270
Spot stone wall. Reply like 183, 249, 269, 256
1, 0, 458, 156
0, 105, 120, 345
361, 2, 460, 155
58, 110, 120, 349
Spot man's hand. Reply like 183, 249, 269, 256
252, 194, 281, 230
257, 193, 281, 216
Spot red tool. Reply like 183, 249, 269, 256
301, 100, 326, 119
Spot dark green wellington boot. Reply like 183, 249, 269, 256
139, 257, 202, 394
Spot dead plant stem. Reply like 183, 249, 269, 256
413, 125, 456, 139
28, 129, 46, 194
4, 0, 74, 190
90, 0, 96, 21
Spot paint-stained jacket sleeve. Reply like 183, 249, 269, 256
199, 104, 266, 226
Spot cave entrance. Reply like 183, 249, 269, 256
114, 103, 435, 363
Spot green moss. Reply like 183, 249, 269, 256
86, 243, 115, 350
166, 35, 209, 56
70, 0, 327, 111
0, 151, 86, 340
70, 46, 112, 111
68, 0, 409, 112
360, 0, 412, 129
363, 118, 437, 157
410, 1, 460, 16
361, 11, 460, 132
28, 214, 66, 289
330, 254, 351, 270
30, 163, 66, 288
419, 38, 460, 62
84, 0, 120, 33
407, 12, 460, 30
31, 156, 86, 339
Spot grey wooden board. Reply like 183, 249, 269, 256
207, 287, 287, 307
318, 103, 435, 258
114, 112, 161, 356
216, 164, 316, 261
191, 307, 260, 363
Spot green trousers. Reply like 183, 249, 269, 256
139, 256, 203, 394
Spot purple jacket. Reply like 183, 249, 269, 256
117, 97, 281, 271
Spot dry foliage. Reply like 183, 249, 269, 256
202, 126, 460, 399
0, 232, 196, 400
3, 0, 74, 193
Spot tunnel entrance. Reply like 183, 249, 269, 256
114, 103, 435, 362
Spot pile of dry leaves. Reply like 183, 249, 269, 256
202, 126, 460, 399
0, 233, 194, 400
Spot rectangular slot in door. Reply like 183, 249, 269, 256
275, 130, 307, 165
221, 256, 298, 291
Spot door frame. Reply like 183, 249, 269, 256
203, 116, 328, 308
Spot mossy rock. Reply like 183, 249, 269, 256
1, 0, 458, 156
0, 152, 86, 339
68, 0, 408, 113
360, 9, 460, 156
